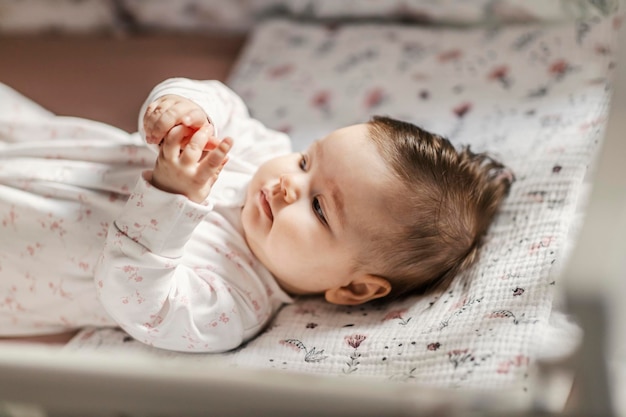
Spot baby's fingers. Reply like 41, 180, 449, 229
144, 96, 178, 143
144, 95, 210, 144
160, 125, 187, 161
179, 126, 215, 165
198, 137, 233, 182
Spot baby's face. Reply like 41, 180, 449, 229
241, 124, 398, 299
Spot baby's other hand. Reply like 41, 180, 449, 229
151, 124, 232, 203
143, 94, 214, 145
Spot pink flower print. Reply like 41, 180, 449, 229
549, 59, 570, 78
447, 349, 474, 369
276, 124, 292, 134
38, 214, 67, 237
267, 63, 294, 79
280, 339, 304, 352
24, 242, 43, 257
97, 222, 109, 238
437, 49, 462, 63
2, 206, 18, 228
121, 265, 143, 283
219, 313, 229, 323
59, 316, 73, 327
1, 287, 26, 312
345, 333, 366, 349
497, 355, 530, 374
133, 192, 145, 208
294, 306, 317, 316
48, 280, 73, 300
488, 65, 511, 88
382, 309, 411, 325
486, 309, 519, 325
488, 65, 509, 80
344, 334, 367, 374
529, 236, 554, 254
512, 287, 525, 296
364, 87, 385, 109
595, 44, 611, 56
579, 116, 606, 133
311, 90, 331, 108
134, 290, 145, 304
427, 342, 441, 351
453, 102, 472, 118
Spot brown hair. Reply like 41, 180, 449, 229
360, 116, 514, 298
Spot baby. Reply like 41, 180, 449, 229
0, 78, 512, 352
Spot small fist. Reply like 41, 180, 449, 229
151, 124, 233, 203
143, 95, 214, 145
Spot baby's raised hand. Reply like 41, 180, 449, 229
143, 94, 214, 145
151, 124, 233, 203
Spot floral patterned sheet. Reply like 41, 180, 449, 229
66, 15, 618, 395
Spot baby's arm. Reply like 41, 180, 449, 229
93, 79, 280, 353
94, 177, 250, 353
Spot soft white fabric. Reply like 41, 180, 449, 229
0, 79, 292, 352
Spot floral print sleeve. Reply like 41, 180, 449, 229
94, 78, 293, 353
94, 173, 248, 353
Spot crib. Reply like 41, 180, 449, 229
0, 1, 624, 416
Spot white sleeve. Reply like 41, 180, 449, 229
94, 172, 246, 353
138, 78, 291, 167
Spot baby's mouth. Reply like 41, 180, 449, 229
260, 189, 274, 222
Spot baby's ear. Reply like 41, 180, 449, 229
325, 275, 391, 306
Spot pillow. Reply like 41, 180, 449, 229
66, 15, 618, 395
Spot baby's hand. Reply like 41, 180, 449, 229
151, 124, 232, 203
143, 94, 214, 145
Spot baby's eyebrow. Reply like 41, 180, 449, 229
315, 141, 346, 230
329, 182, 346, 229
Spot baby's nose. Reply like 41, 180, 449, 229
280, 174, 298, 204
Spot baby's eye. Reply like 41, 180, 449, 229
299, 154, 308, 171
312, 197, 327, 225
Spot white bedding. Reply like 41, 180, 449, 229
54, 15, 619, 409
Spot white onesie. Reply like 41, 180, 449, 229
0, 78, 293, 352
